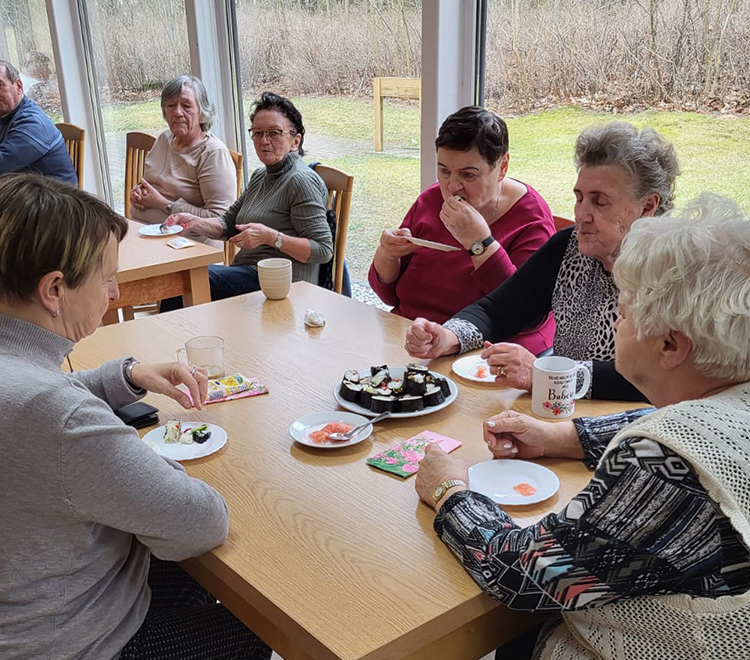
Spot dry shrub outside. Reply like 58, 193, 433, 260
88, 0, 750, 113
485, 0, 750, 113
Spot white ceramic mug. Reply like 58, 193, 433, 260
257, 258, 292, 300
176, 336, 225, 379
531, 356, 591, 419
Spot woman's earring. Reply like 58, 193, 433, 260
50, 308, 61, 318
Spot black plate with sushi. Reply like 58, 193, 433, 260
333, 364, 458, 418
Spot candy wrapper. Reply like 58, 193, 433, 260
205, 373, 268, 402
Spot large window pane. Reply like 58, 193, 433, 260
234, 0, 421, 285
86, 0, 190, 211
0, 0, 61, 119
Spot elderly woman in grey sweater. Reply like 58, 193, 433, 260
166, 92, 333, 304
0, 174, 270, 660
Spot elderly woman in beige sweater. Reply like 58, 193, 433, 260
130, 75, 236, 226
416, 193, 750, 660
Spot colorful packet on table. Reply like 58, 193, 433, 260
366, 430, 462, 478
205, 373, 268, 402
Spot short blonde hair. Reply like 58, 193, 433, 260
614, 193, 750, 381
0, 174, 127, 303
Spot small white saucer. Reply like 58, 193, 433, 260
290, 411, 372, 449
138, 224, 183, 237
468, 459, 560, 505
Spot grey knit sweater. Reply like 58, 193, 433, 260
221, 151, 333, 283
0, 313, 229, 660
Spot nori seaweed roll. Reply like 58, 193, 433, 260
370, 395, 399, 413
371, 368, 389, 387
371, 364, 389, 377
432, 375, 451, 397
423, 384, 445, 407
406, 363, 429, 375
339, 381, 362, 403
343, 369, 361, 384
399, 394, 424, 413
360, 385, 377, 409
404, 372, 428, 395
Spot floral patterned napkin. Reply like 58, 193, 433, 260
366, 430, 462, 478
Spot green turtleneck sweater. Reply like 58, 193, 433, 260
221, 151, 333, 283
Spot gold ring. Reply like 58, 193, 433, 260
499, 367, 506, 377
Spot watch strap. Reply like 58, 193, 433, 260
432, 479, 468, 504
467, 235, 496, 256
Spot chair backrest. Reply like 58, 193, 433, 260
55, 122, 85, 188
224, 148, 244, 265
313, 164, 354, 294
553, 214, 574, 232
124, 131, 156, 218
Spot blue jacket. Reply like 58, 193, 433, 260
0, 96, 77, 184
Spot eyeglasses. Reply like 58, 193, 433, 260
249, 129, 297, 141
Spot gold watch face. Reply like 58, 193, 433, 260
432, 484, 445, 502
471, 242, 484, 255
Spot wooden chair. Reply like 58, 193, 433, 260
313, 164, 354, 295
124, 131, 156, 218
224, 148, 244, 265
553, 214, 574, 231
55, 122, 85, 188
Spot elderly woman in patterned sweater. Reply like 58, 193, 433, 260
405, 121, 680, 401
166, 92, 332, 304
416, 194, 750, 660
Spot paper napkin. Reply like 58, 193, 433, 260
366, 430, 462, 478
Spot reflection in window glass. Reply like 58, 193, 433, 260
86, 0, 190, 212
0, 0, 61, 119
234, 0, 421, 286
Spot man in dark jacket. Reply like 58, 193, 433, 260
0, 60, 77, 185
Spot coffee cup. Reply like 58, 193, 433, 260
176, 335, 225, 379
531, 356, 591, 419
257, 258, 292, 300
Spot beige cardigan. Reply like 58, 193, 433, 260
131, 130, 236, 224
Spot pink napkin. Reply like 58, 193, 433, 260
366, 430, 462, 478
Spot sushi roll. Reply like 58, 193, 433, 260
387, 378, 404, 395
432, 375, 451, 397
163, 419, 181, 443
339, 381, 362, 403
178, 428, 195, 444
370, 364, 389, 377
192, 424, 212, 444
404, 371, 428, 396
399, 394, 424, 413
343, 369, 361, 384
406, 363, 429, 375
360, 385, 377, 409
423, 384, 445, 407
371, 368, 389, 388
370, 395, 399, 413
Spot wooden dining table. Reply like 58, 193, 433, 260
102, 219, 224, 324
71, 282, 647, 660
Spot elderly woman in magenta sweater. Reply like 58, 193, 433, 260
416, 194, 750, 660
369, 105, 556, 357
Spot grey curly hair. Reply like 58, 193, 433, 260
160, 75, 216, 132
614, 193, 750, 381
574, 122, 680, 215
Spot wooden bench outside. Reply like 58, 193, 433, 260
373, 76, 421, 151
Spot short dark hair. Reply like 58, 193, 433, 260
0, 60, 20, 84
435, 106, 509, 168
0, 174, 128, 303
249, 92, 306, 157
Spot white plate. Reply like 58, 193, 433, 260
452, 355, 496, 383
141, 422, 227, 461
468, 459, 560, 505
290, 411, 373, 449
404, 236, 461, 252
138, 224, 183, 237
333, 368, 458, 418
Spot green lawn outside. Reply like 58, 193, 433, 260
96, 96, 750, 280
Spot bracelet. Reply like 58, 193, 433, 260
123, 358, 140, 389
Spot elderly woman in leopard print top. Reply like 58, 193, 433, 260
405, 121, 680, 401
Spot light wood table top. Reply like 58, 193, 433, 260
117, 219, 223, 284
104, 220, 225, 323
72, 282, 646, 660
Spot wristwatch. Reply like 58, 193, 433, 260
432, 479, 468, 506
274, 231, 284, 250
468, 236, 496, 256
164, 202, 173, 215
